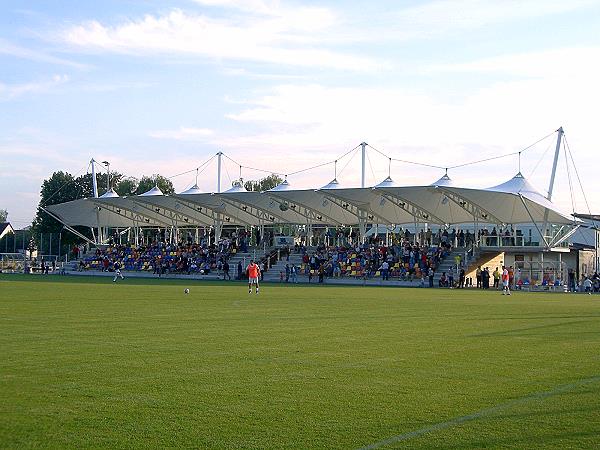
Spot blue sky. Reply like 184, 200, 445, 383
2, 0, 600, 228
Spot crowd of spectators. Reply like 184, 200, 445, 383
295, 235, 452, 283
79, 238, 236, 275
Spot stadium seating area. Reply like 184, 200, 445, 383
80, 240, 236, 275
298, 239, 451, 281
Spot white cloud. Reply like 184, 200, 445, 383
192, 0, 335, 26
0, 38, 88, 69
61, 8, 380, 71
192, 0, 282, 15
149, 127, 215, 141
383, 0, 598, 40
0, 74, 69, 100
431, 47, 600, 78
213, 45, 600, 211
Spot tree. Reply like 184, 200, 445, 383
115, 177, 138, 197
135, 175, 175, 195
244, 174, 283, 192
76, 172, 123, 198
32, 171, 77, 234
0, 209, 7, 222
31, 170, 175, 248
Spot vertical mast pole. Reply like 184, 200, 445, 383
91, 159, 100, 244
217, 151, 223, 193
91, 159, 99, 198
360, 142, 367, 188
541, 127, 564, 248
215, 151, 223, 243
547, 127, 563, 201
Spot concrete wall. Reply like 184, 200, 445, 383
579, 249, 597, 279
465, 252, 504, 280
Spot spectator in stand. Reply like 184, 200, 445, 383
439, 272, 447, 287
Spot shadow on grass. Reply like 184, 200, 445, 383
468, 320, 594, 337
430, 430, 600, 450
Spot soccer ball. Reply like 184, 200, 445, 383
184, 288, 190, 294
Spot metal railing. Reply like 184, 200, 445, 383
478, 235, 569, 248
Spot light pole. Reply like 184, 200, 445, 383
101, 160, 110, 192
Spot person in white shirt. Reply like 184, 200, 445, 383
583, 277, 593, 294
380, 261, 390, 281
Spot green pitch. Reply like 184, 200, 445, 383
1, 275, 600, 449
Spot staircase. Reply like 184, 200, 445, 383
226, 246, 284, 280
432, 246, 483, 286
226, 248, 260, 279
262, 252, 305, 282
433, 248, 463, 286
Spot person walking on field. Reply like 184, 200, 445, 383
223, 261, 230, 280
247, 260, 261, 294
113, 261, 124, 282
501, 266, 511, 295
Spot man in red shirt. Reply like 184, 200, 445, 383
501, 266, 511, 295
247, 260, 261, 294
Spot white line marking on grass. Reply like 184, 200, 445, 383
359, 375, 600, 450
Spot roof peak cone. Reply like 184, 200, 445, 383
139, 186, 164, 197
488, 172, 544, 196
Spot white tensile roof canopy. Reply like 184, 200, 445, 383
46, 172, 576, 234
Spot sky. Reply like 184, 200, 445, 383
1, 0, 600, 229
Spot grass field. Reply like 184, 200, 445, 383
1, 274, 600, 449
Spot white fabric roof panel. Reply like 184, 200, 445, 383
320, 180, 417, 225
217, 189, 321, 224
441, 173, 575, 225
47, 173, 576, 228
45, 198, 142, 228
93, 196, 173, 226
173, 188, 261, 226
374, 177, 476, 225
267, 180, 359, 225
132, 193, 213, 226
